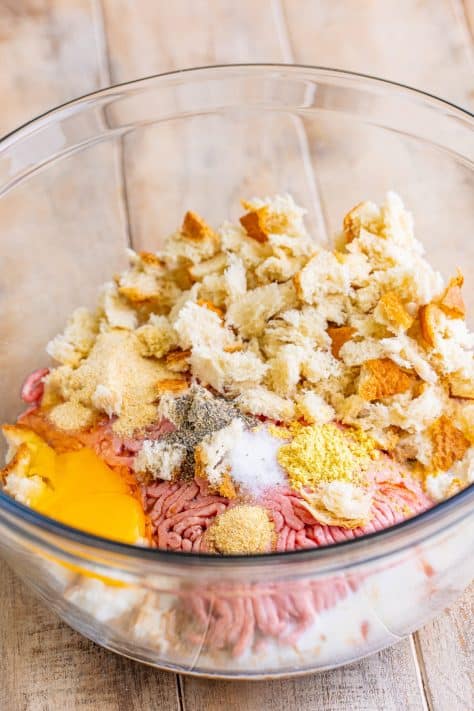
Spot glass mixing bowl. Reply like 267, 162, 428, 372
0, 65, 473, 679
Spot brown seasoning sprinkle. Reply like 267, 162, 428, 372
205, 505, 275, 554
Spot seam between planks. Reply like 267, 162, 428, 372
461, 0, 474, 41
177, 673, 186, 711
452, 0, 474, 66
272, 7, 458, 710
94, 0, 134, 249
412, 633, 435, 711
90, 0, 112, 86
271, 0, 329, 242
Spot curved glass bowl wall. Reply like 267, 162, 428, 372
0, 65, 473, 678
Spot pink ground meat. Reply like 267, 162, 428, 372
17, 392, 434, 658
20, 368, 49, 404
142, 458, 431, 656
142, 457, 431, 553
142, 478, 230, 552
177, 574, 358, 656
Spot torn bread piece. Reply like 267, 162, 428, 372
358, 358, 416, 401
194, 418, 244, 489
134, 440, 186, 481
181, 210, 218, 243
240, 207, 269, 243
46, 307, 99, 367
174, 301, 235, 351
449, 373, 474, 400
328, 326, 356, 359
429, 415, 470, 471
161, 212, 220, 269
294, 250, 349, 305
374, 291, 414, 332
342, 200, 381, 243
295, 390, 336, 425
100, 283, 138, 331
299, 481, 373, 529
226, 282, 297, 338
439, 272, 465, 319
419, 303, 443, 348
236, 386, 295, 422
241, 194, 307, 239
190, 347, 268, 394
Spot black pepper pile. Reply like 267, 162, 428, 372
159, 385, 256, 478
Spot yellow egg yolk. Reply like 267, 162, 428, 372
8, 429, 146, 544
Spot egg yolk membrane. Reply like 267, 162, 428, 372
1, 427, 146, 544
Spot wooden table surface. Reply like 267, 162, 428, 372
0, 2, 473, 709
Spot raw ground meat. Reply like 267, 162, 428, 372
16, 392, 433, 658
141, 457, 431, 553
20, 368, 49, 404
174, 574, 359, 657
18, 407, 175, 469
142, 478, 230, 552
141, 453, 431, 656
19, 407, 431, 556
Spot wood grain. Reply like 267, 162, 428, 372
414, 584, 474, 711
181, 639, 426, 711
0, 3, 176, 710
461, 0, 474, 40
99, 0, 326, 247
0, 563, 179, 711
282, 0, 474, 311
282, 0, 474, 106
99, 2, 470, 707
0, 1, 472, 710
0, 0, 129, 425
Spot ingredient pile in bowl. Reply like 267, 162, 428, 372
2, 193, 473, 551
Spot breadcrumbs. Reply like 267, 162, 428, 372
429, 415, 470, 471
358, 358, 416, 401
377, 291, 414, 330
439, 272, 465, 319
240, 207, 269, 243
328, 326, 356, 359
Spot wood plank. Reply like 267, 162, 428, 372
281, 0, 474, 313
0, 0, 106, 135
0, 0, 129, 425
100, 2, 436, 708
280, 3, 474, 709
100, 0, 325, 247
180, 638, 425, 711
0, 3, 178, 710
282, 0, 473, 106
413, 583, 474, 711
0, 563, 178, 711
461, 0, 474, 40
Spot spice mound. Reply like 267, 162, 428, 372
2, 192, 473, 552
204, 505, 275, 554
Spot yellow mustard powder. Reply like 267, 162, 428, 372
267, 424, 291, 440
277, 423, 378, 492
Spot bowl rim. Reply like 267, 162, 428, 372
0, 62, 472, 568
0, 62, 472, 150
